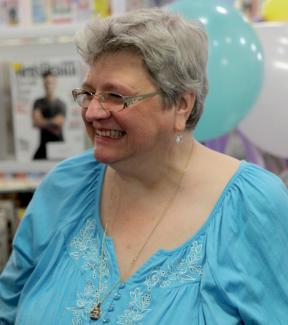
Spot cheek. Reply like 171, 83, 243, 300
117, 112, 151, 137
124, 116, 169, 147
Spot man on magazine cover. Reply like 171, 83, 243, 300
32, 70, 66, 160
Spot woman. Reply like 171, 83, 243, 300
0, 8, 288, 325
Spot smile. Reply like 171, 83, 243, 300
96, 129, 126, 139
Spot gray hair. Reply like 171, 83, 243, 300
74, 8, 208, 129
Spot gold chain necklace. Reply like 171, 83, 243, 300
90, 224, 121, 320
90, 141, 194, 321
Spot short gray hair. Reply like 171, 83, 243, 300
75, 8, 208, 129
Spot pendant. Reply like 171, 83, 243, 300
90, 303, 101, 321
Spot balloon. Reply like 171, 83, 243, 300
204, 129, 266, 166
217, 0, 235, 5
166, 0, 264, 141
239, 23, 288, 158
262, 0, 288, 22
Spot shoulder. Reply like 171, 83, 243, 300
204, 162, 288, 323
54, 98, 66, 110
206, 160, 288, 257
49, 148, 100, 175
228, 161, 288, 216
33, 97, 45, 109
24, 149, 104, 234
12, 149, 104, 260
40, 148, 103, 203
208, 161, 288, 239
203, 160, 288, 259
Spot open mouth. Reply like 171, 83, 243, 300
96, 129, 126, 139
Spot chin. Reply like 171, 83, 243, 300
93, 148, 120, 165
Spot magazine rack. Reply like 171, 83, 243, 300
0, 23, 81, 61
0, 23, 87, 193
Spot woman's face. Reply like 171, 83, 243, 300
82, 50, 177, 165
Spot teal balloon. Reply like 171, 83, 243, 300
166, 0, 264, 141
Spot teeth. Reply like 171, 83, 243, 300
96, 129, 124, 138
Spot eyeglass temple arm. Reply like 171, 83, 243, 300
124, 92, 159, 106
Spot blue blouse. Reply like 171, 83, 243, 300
1, 149, 288, 325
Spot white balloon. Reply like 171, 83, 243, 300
239, 23, 288, 158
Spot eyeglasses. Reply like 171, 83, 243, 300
72, 88, 159, 112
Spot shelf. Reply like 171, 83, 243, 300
0, 160, 57, 173
0, 23, 83, 39
0, 160, 58, 193
0, 23, 85, 48
0, 179, 40, 193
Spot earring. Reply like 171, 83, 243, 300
175, 133, 183, 144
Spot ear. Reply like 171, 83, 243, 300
174, 92, 196, 131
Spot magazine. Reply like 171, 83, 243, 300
125, 0, 173, 10
9, 59, 85, 162
0, 0, 19, 26
31, 0, 49, 23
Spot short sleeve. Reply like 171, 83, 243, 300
205, 164, 288, 324
32, 98, 66, 117
33, 98, 42, 111
56, 98, 66, 116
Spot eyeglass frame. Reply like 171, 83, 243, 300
72, 88, 160, 112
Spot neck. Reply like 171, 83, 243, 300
46, 93, 55, 101
109, 131, 195, 192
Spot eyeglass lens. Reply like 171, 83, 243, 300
75, 91, 125, 112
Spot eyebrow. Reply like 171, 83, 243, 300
81, 82, 94, 90
81, 81, 136, 95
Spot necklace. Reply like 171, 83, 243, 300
90, 224, 121, 320
90, 141, 194, 321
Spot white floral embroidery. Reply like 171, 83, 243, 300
67, 218, 109, 324
66, 282, 98, 325
145, 240, 203, 289
69, 218, 109, 279
117, 288, 152, 325
117, 239, 204, 325
69, 218, 96, 260
67, 218, 204, 325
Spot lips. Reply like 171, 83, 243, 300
95, 129, 126, 139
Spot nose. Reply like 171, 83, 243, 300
84, 96, 111, 122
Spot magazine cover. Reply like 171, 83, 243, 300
93, 0, 111, 17
0, 0, 19, 26
31, 0, 50, 23
10, 59, 85, 162
125, 0, 173, 10
50, 0, 73, 24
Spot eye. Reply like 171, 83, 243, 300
104, 92, 124, 105
82, 90, 94, 98
106, 92, 122, 99
74, 89, 94, 107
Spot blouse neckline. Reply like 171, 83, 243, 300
93, 160, 248, 282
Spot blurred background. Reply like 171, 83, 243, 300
0, 0, 287, 269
